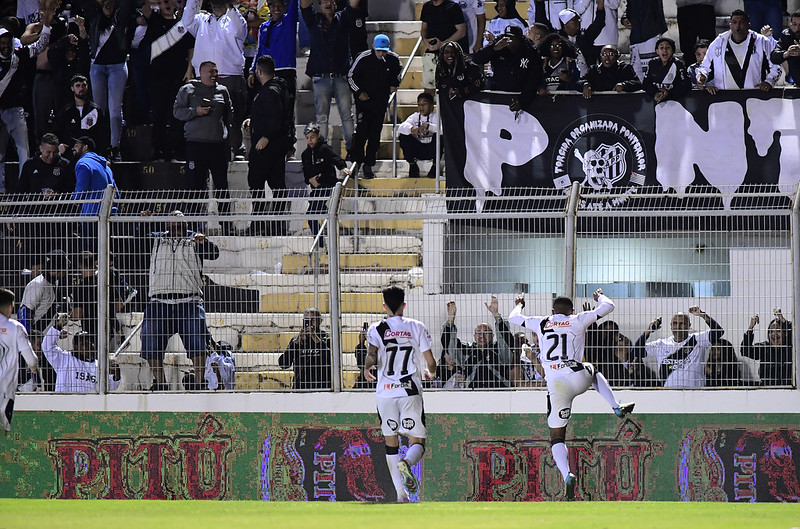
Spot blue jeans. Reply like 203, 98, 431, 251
90, 61, 128, 148
0, 106, 30, 192
744, 0, 784, 35
140, 300, 210, 359
312, 75, 354, 151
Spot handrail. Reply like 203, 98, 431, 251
390, 35, 424, 177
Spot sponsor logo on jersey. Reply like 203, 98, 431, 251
544, 320, 571, 329
401, 418, 416, 430
386, 419, 398, 431
552, 114, 647, 210
384, 330, 411, 339
384, 382, 412, 390
558, 408, 571, 420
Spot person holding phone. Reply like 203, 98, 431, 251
279, 307, 332, 389
419, 0, 468, 95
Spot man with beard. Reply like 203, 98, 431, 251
770, 12, 800, 86
56, 74, 110, 159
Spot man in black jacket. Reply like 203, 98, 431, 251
770, 12, 800, 86
347, 33, 401, 178
301, 123, 350, 245
56, 74, 110, 160
244, 55, 292, 236
471, 25, 543, 112
280, 307, 332, 390
579, 45, 642, 98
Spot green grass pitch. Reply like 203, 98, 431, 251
1, 500, 799, 529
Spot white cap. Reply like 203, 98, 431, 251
558, 9, 579, 25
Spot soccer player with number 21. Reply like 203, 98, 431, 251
364, 286, 437, 503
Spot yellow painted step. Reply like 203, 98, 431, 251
395, 37, 422, 57
236, 370, 294, 390
399, 71, 424, 89
281, 252, 421, 274
339, 219, 423, 231
259, 291, 384, 313
242, 332, 363, 352
414, 1, 529, 20
351, 176, 439, 194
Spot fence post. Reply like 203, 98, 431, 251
792, 183, 800, 386
564, 181, 580, 299
328, 181, 345, 392
97, 185, 116, 394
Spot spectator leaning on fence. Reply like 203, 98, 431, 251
579, 45, 642, 99
279, 307, 333, 390
139, 210, 219, 391
182, 0, 248, 160
770, 12, 800, 86
741, 309, 793, 386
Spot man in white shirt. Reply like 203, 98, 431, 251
182, 0, 248, 159
697, 9, 780, 92
364, 286, 437, 503
509, 290, 634, 501
458, 0, 486, 53
396, 92, 439, 178
0, 288, 39, 432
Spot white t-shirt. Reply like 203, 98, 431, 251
457, 0, 486, 52
725, 37, 751, 91
42, 327, 120, 393
644, 330, 713, 387
509, 295, 615, 379
483, 18, 526, 47
367, 316, 433, 398
0, 314, 37, 400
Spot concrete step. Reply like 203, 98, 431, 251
234, 351, 360, 370
281, 252, 421, 275
241, 331, 363, 353
259, 291, 385, 313
206, 269, 424, 292
235, 369, 360, 390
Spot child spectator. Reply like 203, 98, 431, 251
687, 39, 710, 90
396, 92, 439, 179
642, 37, 690, 103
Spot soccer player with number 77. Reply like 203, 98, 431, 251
364, 286, 437, 502
508, 289, 635, 501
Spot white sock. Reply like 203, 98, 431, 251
386, 453, 405, 497
552, 442, 570, 481
404, 443, 425, 466
592, 371, 620, 410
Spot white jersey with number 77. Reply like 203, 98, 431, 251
508, 295, 615, 377
367, 315, 433, 398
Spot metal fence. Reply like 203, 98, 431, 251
2, 182, 796, 393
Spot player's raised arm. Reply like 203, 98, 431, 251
509, 293, 536, 328
589, 288, 615, 319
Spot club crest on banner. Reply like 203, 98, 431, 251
552, 114, 647, 210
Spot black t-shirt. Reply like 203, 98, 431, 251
420, 0, 468, 53
16, 156, 74, 195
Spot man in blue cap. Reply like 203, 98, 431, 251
347, 33, 402, 179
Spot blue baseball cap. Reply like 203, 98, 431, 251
374, 34, 390, 51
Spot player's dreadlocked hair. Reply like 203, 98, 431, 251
383, 286, 405, 315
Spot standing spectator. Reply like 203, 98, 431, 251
182, 0, 248, 160
573, 0, 621, 52
0, 7, 55, 193
642, 37, 691, 103
42, 316, 121, 392
300, 0, 361, 152
0, 288, 39, 431
687, 39, 710, 89
744, 0, 783, 40
538, 32, 581, 94
141, 0, 196, 162
527, 0, 567, 28
420, 0, 468, 96
770, 12, 800, 86
248, 0, 299, 159
704, 338, 741, 387
352, 321, 374, 389
72, 136, 118, 251
631, 307, 724, 387
396, 92, 439, 179
554, 3, 606, 76
81, 0, 136, 162
508, 290, 634, 501
585, 320, 632, 386
244, 55, 292, 236
173, 61, 233, 232
337, 0, 369, 60
482, 0, 528, 47
55, 74, 110, 157
458, 0, 486, 54
279, 307, 332, 390
621, 0, 667, 81
579, 44, 642, 98
696, 10, 781, 92
676, 0, 716, 58
140, 210, 219, 391
440, 295, 514, 389
363, 286, 437, 502
347, 34, 402, 179
18, 249, 71, 391
301, 123, 350, 245
472, 25, 543, 111
741, 310, 793, 386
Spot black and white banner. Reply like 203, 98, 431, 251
443, 90, 800, 211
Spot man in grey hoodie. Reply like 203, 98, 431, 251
173, 61, 234, 232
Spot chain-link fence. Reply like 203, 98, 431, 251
2, 183, 796, 393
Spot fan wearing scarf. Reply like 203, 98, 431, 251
696, 9, 781, 93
